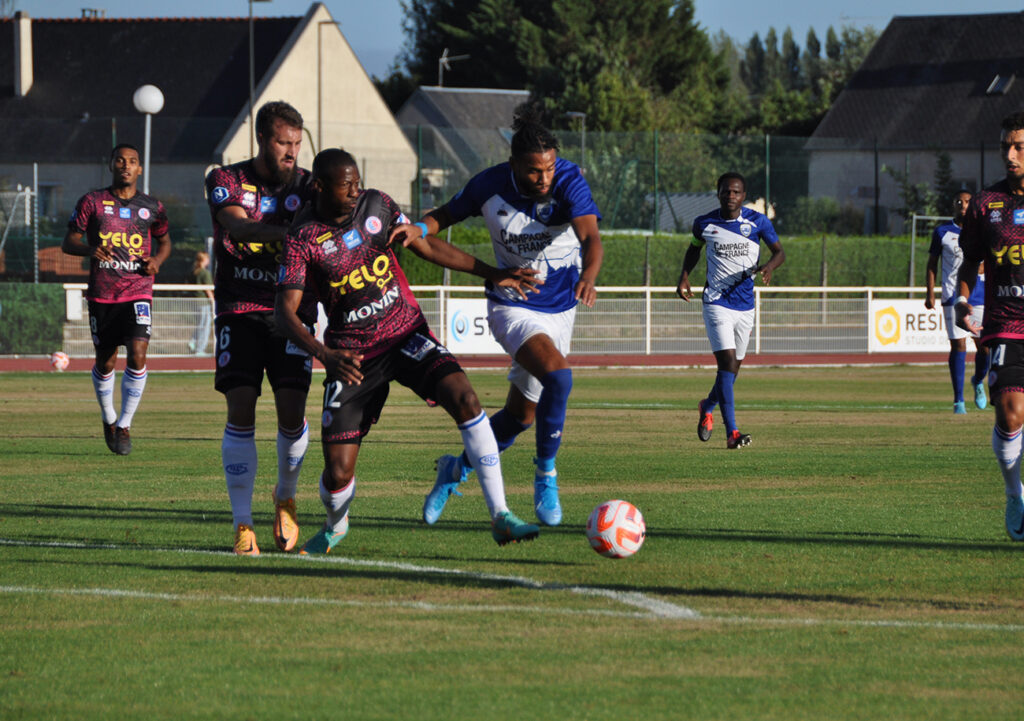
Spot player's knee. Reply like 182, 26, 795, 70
541, 368, 572, 403
323, 465, 354, 491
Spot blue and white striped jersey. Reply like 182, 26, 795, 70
692, 207, 779, 311
445, 157, 601, 313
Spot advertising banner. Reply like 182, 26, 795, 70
445, 298, 504, 354
869, 299, 955, 352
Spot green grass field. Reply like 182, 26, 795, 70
1, 366, 1021, 720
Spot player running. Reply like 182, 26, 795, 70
62, 143, 171, 456
677, 172, 785, 449
392, 105, 604, 528
956, 111, 1024, 541
925, 190, 990, 413
205, 101, 315, 556
275, 148, 540, 552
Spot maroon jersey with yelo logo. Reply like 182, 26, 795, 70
279, 190, 423, 359
68, 188, 169, 303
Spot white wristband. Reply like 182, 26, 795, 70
954, 295, 968, 306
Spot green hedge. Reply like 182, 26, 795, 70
395, 230, 933, 288
0, 283, 63, 354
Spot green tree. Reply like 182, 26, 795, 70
933, 150, 956, 212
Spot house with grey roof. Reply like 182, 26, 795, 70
807, 12, 1024, 233
0, 3, 415, 240
396, 86, 528, 213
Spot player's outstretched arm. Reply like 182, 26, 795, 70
387, 207, 453, 248
215, 206, 288, 259
274, 288, 364, 384
924, 255, 939, 310
572, 214, 603, 308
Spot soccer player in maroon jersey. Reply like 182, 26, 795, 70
62, 143, 171, 456
205, 101, 315, 556
275, 148, 541, 551
956, 110, 1024, 541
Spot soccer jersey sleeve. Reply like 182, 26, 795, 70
559, 162, 602, 221
68, 194, 94, 235
757, 214, 780, 245
150, 201, 170, 238
278, 228, 310, 292
444, 168, 492, 223
959, 199, 985, 265
691, 216, 707, 247
929, 226, 943, 257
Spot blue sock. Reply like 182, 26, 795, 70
535, 369, 573, 461
459, 408, 529, 470
703, 383, 720, 413
949, 350, 966, 403
972, 351, 991, 386
716, 370, 738, 435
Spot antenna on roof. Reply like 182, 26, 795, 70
81, 8, 106, 18
438, 48, 469, 87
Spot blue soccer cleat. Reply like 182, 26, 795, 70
1006, 496, 1024, 541
973, 381, 988, 410
953, 401, 967, 415
533, 470, 562, 526
299, 518, 348, 555
491, 510, 540, 546
422, 454, 468, 525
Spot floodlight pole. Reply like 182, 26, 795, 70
132, 85, 164, 195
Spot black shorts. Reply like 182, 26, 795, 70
214, 311, 313, 395
987, 340, 1024, 396
320, 325, 462, 444
88, 299, 152, 349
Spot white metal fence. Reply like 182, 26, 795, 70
60, 283, 933, 358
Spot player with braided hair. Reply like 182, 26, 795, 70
391, 104, 604, 527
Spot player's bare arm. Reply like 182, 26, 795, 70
404, 230, 542, 300
216, 205, 289, 255
275, 287, 364, 385
924, 255, 939, 310
62, 229, 113, 262
756, 241, 785, 286
572, 214, 603, 308
387, 205, 456, 248
142, 233, 172, 276
676, 244, 703, 301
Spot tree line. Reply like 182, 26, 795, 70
375, 0, 879, 137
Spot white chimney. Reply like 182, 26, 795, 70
14, 11, 33, 97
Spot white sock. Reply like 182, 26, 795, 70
275, 420, 308, 501
92, 366, 117, 425
117, 366, 147, 428
459, 411, 508, 517
320, 472, 355, 533
223, 424, 257, 527
992, 425, 1024, 498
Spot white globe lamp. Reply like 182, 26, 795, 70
132, 84, 164, 194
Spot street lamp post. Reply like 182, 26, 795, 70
317, 19, 343, 153
248, 0, 272, 156
565, 111, 586, 174
132, 84, 164, 194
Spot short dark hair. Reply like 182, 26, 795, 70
717, 172, 746, 192
1001, 112, 1024, 133
312, 148, 357, 183
510, 103, 560, 158
256, 101, 303, 139
110, 143, 140, 162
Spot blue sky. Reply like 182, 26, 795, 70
17, 0, 1024, 79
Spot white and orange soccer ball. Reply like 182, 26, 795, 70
585, 499, 646, 558
50, 351, 70, 372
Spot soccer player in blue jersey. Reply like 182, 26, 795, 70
677, 172, 785, 449
925, 190, 990, 414
390, 106, 604, 527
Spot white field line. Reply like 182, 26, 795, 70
3, 538, 1021, 632
0, 538, 699, 620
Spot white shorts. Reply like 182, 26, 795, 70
943, 304, 983, 340
488, 302, 576, 403
703, 303, 755, 360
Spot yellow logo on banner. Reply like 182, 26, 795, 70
874, 306, 901, 346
